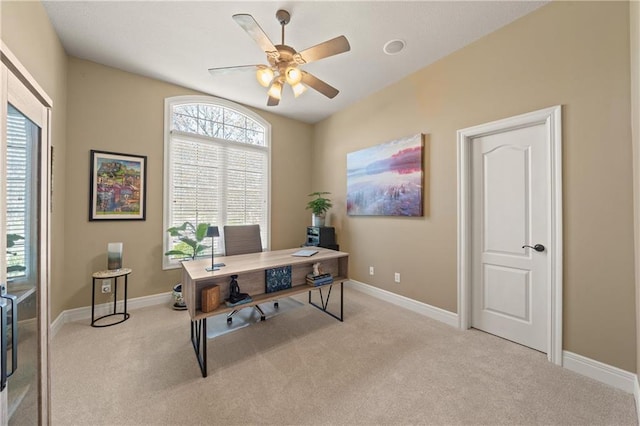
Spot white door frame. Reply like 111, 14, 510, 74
0, 41, 52, 425
457, 105, 563, 365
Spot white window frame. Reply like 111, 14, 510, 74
163, 95, 271, 270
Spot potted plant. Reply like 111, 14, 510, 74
164, 221, 211, 260
6, 234, 25, 274
164, 221, 211, 310
306, 192, 333, 227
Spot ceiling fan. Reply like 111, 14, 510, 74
208, 9, 351, 106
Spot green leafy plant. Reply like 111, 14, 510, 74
306, 191, 333, 216
7, 234, 26, 274
164, 222, 211, 260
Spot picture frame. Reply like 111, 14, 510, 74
89, 150, 147, 221
347, 133, 424, 216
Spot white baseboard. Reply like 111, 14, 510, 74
50, 311, 65, 338
634, 376, 640, 421
50, 291, 173, 338
346, 280, 458, 327
563, 350, 636, 393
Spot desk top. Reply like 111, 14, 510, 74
182, 247, 349, 320
182, 247, 348, 282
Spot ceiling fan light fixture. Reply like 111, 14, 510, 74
256, 66, 274, 87
211, 10, 350, 106
268, 80, 283, 100
285, 66, 302, 85
291, 82, 307, 98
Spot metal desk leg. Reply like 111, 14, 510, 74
308, 281, 343, 322
191, 318, 207, 377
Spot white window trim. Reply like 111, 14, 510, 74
163, 95, 271, 270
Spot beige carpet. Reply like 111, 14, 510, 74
52, 286, 637, 425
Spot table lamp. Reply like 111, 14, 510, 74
205, 226, 225, 271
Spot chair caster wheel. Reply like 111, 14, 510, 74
261, 315, 266, 321
227, 317, 232, 324
274, 302, 279, 309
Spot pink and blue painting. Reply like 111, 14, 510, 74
347, 134, 424, 216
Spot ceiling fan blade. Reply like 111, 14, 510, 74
301, 71, 339, 99
232, 14, 278, 54
298, 36, 350, 64
267, 95, 280, 106
208, 65, 260, 75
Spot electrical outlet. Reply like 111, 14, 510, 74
394, 273, 400, 283
101, 280, 111, 293
369, 266, 375, 275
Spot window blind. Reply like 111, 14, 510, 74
164, 100, 269, 268
6, 105, 33, 279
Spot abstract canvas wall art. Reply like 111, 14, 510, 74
347, 134, 424, 216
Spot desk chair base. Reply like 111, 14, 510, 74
226, 302, 279, 324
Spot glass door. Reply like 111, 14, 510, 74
0, 54, 51, 426
5, 103, 40, 425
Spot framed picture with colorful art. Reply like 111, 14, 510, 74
89, 150, 147, 221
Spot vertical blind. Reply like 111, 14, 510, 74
6, 104, 36, 279
165, 101, 269, 267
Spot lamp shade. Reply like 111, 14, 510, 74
291, 82, 307, 98
267, 80, 283, 100
285, 67, 302, 85
256, 67, 274, 87
206, 226, 219, 238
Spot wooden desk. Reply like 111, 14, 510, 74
181, 247, 349, 377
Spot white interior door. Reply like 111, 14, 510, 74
470, 121, 550, 352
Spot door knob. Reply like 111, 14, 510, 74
522, 244, 545, 252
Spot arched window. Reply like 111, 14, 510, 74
163, 96, 270, 269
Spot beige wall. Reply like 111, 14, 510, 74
2, 0, 637, 373
631, 0, 640, 377
64, 58, 313, 311
1, 0, 68, 320
314, 1, 636, 372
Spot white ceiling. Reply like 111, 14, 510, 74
42, 1, 548, 124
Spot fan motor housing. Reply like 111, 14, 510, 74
269, 44, 301, 69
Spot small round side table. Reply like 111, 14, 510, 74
91, 268, 132, 327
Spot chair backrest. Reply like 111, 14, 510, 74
223, 225, 262, 256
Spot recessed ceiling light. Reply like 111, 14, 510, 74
383, 39, 406, 55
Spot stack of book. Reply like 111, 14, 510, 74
306, 273, 333, 287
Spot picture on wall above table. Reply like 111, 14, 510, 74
89, 150, 147, 221
347, 133, 424, 216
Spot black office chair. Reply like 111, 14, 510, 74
223, 225, 277, 323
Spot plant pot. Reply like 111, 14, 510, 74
172, 283, 187, 310
312, 213, 326, 227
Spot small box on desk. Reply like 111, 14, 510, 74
201, 285, 221, 312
